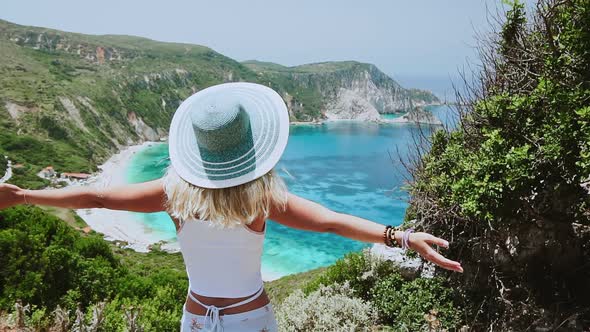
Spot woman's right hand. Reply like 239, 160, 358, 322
0, 184, 24, 209
407, 232, 463, 273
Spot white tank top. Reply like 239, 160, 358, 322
177, 219, 265, 298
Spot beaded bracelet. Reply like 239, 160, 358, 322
383, 225, 393, 247
389, 227, 398, 247
383, 225, 400, 248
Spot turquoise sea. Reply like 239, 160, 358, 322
380, 113, 404, 120
125, 105, 455, 278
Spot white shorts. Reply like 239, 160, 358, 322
180, 303, 278, 332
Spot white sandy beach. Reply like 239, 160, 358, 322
75, 141, 180, 253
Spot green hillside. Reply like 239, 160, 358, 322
0, 19, 437, 188
243, 60, 370, 73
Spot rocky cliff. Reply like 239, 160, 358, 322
244, 61, 439, 122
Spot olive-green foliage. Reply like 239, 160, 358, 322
407, 0, 590, 329
39, 115, 69, 141
304, 251, 397, 299
7, 166, 50, 190
0, 206, 187, 331
303, 251, 461, 330
100, 286, 183, 332
371, 275, 459, 330
0, 206, 118, 310
263, 266, 326, 305
411, 1, 590, 222
276, 284, 377, 331
0, 116, 96, 188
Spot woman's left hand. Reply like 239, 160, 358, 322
408, 232, 463, 273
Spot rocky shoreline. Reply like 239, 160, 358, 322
291, 104, 444, 126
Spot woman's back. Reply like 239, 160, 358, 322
177, 219, 265, 298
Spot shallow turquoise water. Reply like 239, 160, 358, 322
125, 106, 455, 277
380, 113, 404, 119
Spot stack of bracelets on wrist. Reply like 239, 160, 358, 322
401, 228, 415, 250
383, 225, 398, 247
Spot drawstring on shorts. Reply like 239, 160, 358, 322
187, 286, 264, 331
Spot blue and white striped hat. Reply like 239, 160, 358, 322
168, 82, 290, 189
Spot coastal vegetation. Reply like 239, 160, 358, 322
0, 206, 459, 331
406, 0, 590, 329
0, 205, 187, 331
288, 251, 460, 331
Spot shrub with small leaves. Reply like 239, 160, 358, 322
371, 276, 460, 330
300, 249, 461, 330
276, 283, 377, 331
303, 249, 398, 300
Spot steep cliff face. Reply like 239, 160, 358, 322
244, 61, 439, 121
0, 18, 438, 184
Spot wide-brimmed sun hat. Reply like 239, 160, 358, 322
168, 82, 290, 189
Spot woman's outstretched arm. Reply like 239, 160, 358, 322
0, 180, 166, 213
270, 193, 463, 273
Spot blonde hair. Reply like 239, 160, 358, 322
163, 166, 288, 228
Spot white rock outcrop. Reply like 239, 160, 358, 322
325, 88, 382, 121
370, 243, 434, 279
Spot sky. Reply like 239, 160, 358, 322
1, 0, 519, 98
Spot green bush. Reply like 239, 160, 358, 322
39, 115, 69, 141
27, 306, 52, 331
276, 283, 377, 332
0, 206, 188, 331
100, 286, 183, 332
371, 275, 460, 330
302, 250, 462, 330
0, 206, 119, 310
6, 164, 49, 189
303, 250, 397, 300
368, 273, 405, 321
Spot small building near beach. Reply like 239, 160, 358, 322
60, 172, 91, 180
40, 166, 55, 178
